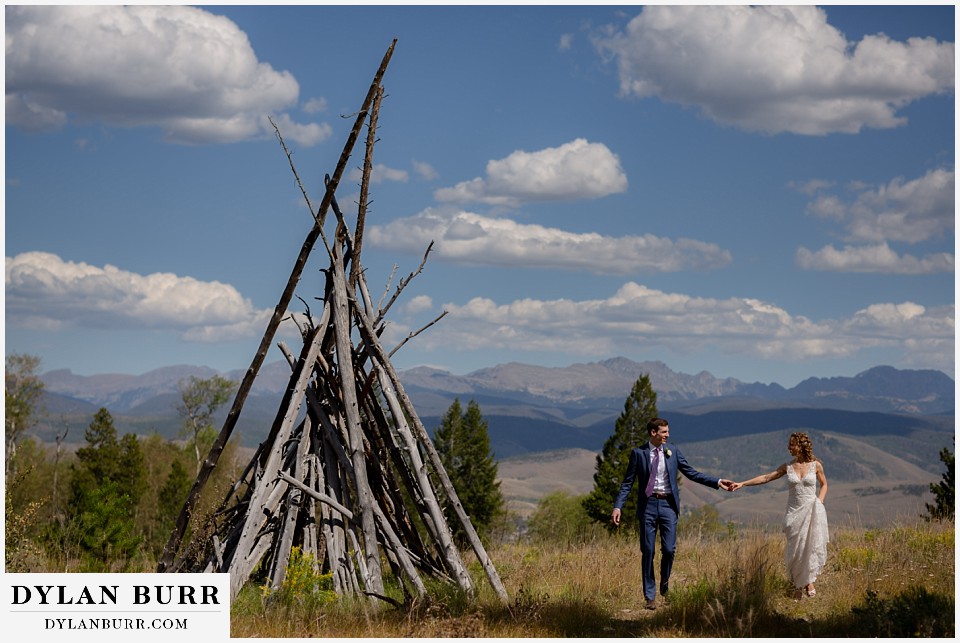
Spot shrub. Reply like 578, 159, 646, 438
527, 491, 594, 545
852, 586, 954, 637
262, 546, 337, 609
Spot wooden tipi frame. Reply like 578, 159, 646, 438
157, 40, 507, 606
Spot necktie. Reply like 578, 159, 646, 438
645, 447, 660, 497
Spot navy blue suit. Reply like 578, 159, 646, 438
614, 442, 720, 600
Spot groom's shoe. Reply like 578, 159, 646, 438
644, 598, 656, 610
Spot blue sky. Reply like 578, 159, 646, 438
4, 4, 956, 387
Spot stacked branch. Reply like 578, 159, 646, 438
158, 40, 508, 606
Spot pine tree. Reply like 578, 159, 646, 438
925, 443, 954, 522
155, 459, 193, 554
433, 398, 505, 544
434, 399, 464, 474
67, 408, 145, 567
582, 374, 659, 533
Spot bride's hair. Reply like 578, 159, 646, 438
789, 432, 815, 462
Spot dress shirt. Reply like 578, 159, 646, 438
650, 444, 668, 494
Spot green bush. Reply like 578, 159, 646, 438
262, 547, 337, 609
527, 491, 595, 545
679, 503, 732, 540
852, 586, 954, 637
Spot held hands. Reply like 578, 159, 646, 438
719, 479, 737, 492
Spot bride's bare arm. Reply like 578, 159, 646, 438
732, 463, 787, 490
816, 461, 828, 502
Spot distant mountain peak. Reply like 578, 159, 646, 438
40, 358, 953, 417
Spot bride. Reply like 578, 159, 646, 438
731, 432, 829, 599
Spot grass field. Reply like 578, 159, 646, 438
230, 518, 954, 637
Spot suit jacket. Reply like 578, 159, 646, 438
613, 442, 720, 515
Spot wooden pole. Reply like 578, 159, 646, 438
159, 40, 396, 572
350, 298, 509, 602
330, 240, 385, 596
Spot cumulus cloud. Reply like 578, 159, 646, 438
412, 160, 439, 181
347, 163, 410, 185
367, 208, 731, 274
5, 251, 274, 341
5, 5, 329, 146
302, 97, 328, 114
596, 5, 954, 135
266, 113, 332, 148
807, 169, 955, 244
413, 283, 953, 369
797, 169, 955, 273
403, 295, 435, 315
434, 139, 627, 207
796, 243, 954, 274
788, 179, 836, 196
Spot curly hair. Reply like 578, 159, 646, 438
789, 432, 816, 462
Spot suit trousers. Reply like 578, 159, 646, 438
641, 496, 677, 600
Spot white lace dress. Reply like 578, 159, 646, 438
783, 462, 829, 588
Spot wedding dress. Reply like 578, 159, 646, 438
783, 462, 829, 588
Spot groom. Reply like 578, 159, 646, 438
612, 417, 734, 609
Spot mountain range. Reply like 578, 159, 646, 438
30, 358, 954, 526
33, 357, 952, 462
40, 356, 955, 416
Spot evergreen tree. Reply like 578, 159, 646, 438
156, 459, 193, 551
582, 374, 659, 533
73, 480, 143, 567
925, 443, 954, 522
433, 398, 505, 544
434, 399, 464, 474
118, 432, 147, 508
67, 408, 145, 567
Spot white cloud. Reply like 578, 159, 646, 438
559, 34, 574, 51
347, 163, 410, 185
403, 295, 434, 315
842, 302, 954, 372
5, 93, 67, 131
7, 252, 952, 375
796, 243, 954, 274
5, 5, 328, 146
302, 97, 329, 114
5, 251, 274, 341
412, 159, 439, 181
266, 113, 332, 148
367, 208, 732, 274
796, 168, 955, 274
434, 139, 627, 206
788, 179, 835, 196
814, 169, 955, 244
596, 5, 954, 135
413, 283, 953, 368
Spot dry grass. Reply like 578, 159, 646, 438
230, 519, 954, 637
